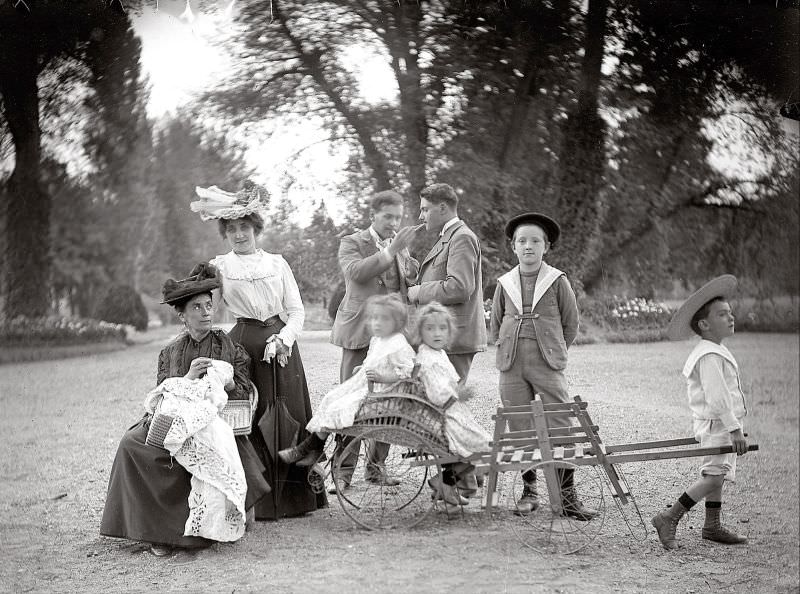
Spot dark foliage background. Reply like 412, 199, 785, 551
1, 0, 797, 330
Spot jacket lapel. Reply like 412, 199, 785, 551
421, 240, 445, 268
531, 262, 564, 310
358, 228, 379, 256
498, 266, 523, 313
421, 220, 463, 268
497, 262, 564, 314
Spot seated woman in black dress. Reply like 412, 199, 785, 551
100, 263, 270, 556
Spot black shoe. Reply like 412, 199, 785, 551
278, 433, 325, 466
561, 489, 597, 521
514, 483, 539, 515
278, 445, 321, 466
558, 468, 597, 521
296, 449, 323, 467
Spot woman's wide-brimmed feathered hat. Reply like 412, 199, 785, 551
666, 274, 738, 341
190, 180, 269, 221
161, 262, 222, 305
504, 212, 561, 246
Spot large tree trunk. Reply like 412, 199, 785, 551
551, 0, 608, 286
0, 48, 51, 318
497, 50, 539, 171
389, 1, 428, 207
497, 0, 571, 171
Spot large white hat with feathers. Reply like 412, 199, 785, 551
191, 180, 269, 221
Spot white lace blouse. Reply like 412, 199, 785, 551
211, 250, 305, 348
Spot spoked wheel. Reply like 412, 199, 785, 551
606, 464, 648, 540
332, 427, 439, 530
509, 460, 606, 554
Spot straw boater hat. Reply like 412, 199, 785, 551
504, 212, 561, 247
161, 262, 222, 305
666, 274, 738, 341
190, 181, 269, 221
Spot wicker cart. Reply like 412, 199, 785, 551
315, 375, 453, 530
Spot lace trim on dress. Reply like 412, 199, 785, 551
178, 435, 247, 542
145, 377, 247, 542
213, 250, 278, 282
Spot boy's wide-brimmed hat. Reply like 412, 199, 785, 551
666, 274, 738, 341
161, 262, 222, 305
191, 181, 268, 221
504, 212, 561, 246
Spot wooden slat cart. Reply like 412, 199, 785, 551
458, 396, 759, 554
310, 375, 758, 550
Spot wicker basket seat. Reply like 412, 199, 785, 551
146, 381, 258, 448
336, 377, 451, 456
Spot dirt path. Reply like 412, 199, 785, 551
0, 332, 797, 593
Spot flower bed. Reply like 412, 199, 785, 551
0, 316, 127, 347
580, 296, 674, 343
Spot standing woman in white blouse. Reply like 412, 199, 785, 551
192, 182, 326, 520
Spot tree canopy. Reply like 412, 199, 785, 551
204, 0, 798, 295
1, 0, 798, 322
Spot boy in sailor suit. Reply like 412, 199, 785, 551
652, 275, 749, 549
489, 213, 594, 519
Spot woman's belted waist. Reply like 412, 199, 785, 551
236, 315, 281, 327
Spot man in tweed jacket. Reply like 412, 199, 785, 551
329, 190, 419, 490
407, 183, 487, 384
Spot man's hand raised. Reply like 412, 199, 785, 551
387, 224, 422, 255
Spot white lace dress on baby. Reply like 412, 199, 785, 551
144, 360, 247, 542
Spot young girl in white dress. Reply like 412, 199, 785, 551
414, 302, 491, 505
279, 294, 415, 465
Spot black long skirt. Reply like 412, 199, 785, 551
100, 417, 270, 547
229, 318, 327, 519
100, 417, 213, 548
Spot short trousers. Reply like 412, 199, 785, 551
693, 418, 739, 481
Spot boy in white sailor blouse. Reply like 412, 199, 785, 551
652, 274, 749, 550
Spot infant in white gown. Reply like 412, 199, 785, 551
144, 360, 247, 542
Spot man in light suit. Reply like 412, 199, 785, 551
329, 190, 420, 491
407, 183, 487, 383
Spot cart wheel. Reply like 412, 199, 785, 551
332, 427, 439, 530
509, 460, 606, 554
606, 464, 648, 540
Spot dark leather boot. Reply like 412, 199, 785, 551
514, 471, 539, 515
278, 433, 325, 466
702, 507, 747, 545
651, 502, 689, 550
559, 468, 598, 521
